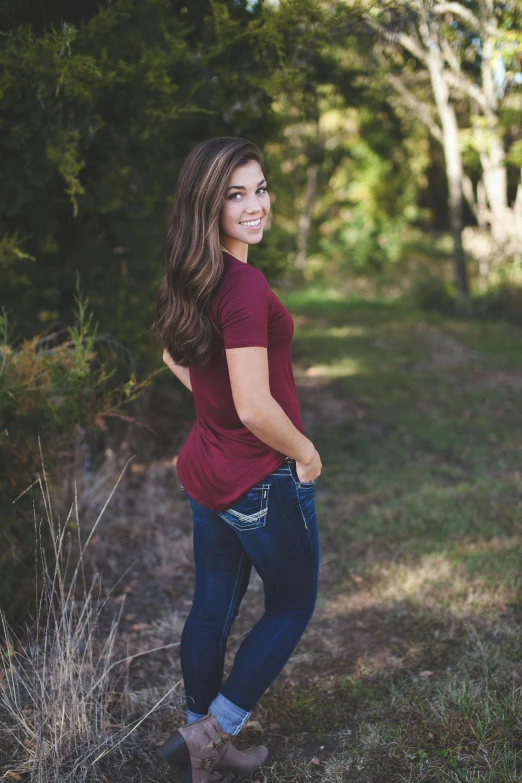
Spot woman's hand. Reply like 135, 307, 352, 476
162, 348, 193, 392
295, 447, 322, 483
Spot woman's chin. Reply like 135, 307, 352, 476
222, 230, 265, 248
246, 231, 264, 245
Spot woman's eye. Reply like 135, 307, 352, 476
228, 187, 268, 201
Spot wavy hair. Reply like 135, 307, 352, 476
154, 137, 265, 368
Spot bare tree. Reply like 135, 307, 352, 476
433, 0, 521, 253
361, 0, 522, 295
364, 1, 469, 295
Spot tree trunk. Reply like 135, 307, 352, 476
475, 24, 511, 245
425, 43, 469, 296
295, 163, 319, 270
479, 140, 510, 244
514, 169, 522, 262
477, 177, 489, 229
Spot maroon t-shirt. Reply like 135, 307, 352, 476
176, 250, 304, 511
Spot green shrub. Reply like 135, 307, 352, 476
469, 284, 522, 326
410, 270, 455, 313
0, 291, 149, 617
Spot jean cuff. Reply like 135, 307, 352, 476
209, 692, 251, 736
186, 707, 206, 725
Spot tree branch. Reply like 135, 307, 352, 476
365, 16, 427, 65
444, 70, 489, 112
386, 73, 442, 142
462, 173, 478, 218
433, 2, 481, 29
440, 37, 461, 76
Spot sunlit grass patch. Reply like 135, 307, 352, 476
373, 551, 520, 613
297, 357, 364, 379
279, 288, 406, 324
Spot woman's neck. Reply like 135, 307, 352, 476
220, 238, 248, 263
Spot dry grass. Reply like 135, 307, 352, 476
0, 452, 181, 782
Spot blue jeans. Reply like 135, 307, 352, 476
179, 458, 320, 735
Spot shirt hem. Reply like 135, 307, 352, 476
180, 451, 288, 512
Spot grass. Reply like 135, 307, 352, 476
2, 286, 522, 782
259, 287, 522, 781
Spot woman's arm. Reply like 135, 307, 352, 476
226, 345, 321, 482
163, 348, 193, 392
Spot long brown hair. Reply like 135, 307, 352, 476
154, 137, 265, 368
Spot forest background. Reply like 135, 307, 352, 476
1, 1, 522, 780
2, 0, 522, 644
3, 0, 521, 344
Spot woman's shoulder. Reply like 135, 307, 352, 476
222, 251, 262, 273
220, 252, 268, 289
211, 253, 270, 321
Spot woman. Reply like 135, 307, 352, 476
154, 137, 322, 783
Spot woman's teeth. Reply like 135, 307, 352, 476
240, 218, 262, 227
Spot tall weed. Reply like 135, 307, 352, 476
0, 289, 152, 615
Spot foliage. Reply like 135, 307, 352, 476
313, 106, 424, 275
408, 257, 522, 326
1, 0, 521, 350
0, 289, 150, 615
0, 0, 331, 349
467, 283, 522, 326
410, 268, 455, 313
0, 0, 431, 349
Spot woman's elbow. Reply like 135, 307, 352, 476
237, 396, 271, 425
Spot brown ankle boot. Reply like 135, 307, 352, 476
214, 739, 269, 775
159, 713, 268, 783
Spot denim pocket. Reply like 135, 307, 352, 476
217, 484, 271, 531
289, 460, 317, 488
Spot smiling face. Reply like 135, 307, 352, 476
219, 159, 271, 262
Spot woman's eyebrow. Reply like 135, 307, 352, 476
226, 178, 267, 191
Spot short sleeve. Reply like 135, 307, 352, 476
217, 266, 270, 349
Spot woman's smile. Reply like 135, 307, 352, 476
239, 217, 262, 230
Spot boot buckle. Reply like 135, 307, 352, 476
211, 732, 225, 747
192, 756, 214, 770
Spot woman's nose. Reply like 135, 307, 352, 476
245, 194, 264, 211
